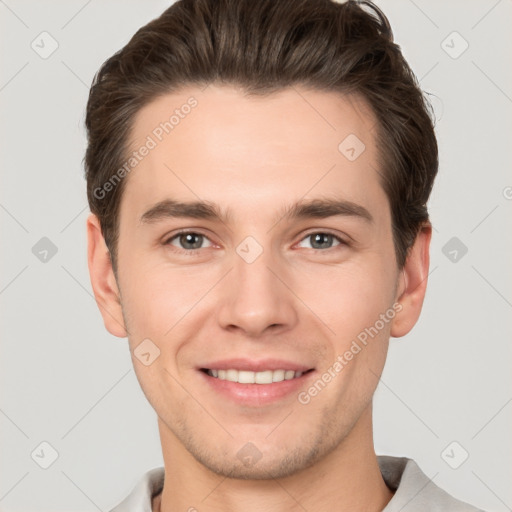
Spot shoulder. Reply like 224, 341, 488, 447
109, 467, 165, 512
378, 456, 485, 512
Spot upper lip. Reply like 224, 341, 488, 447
199, 358, 314, 372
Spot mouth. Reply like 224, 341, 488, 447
196, 357, 316, 405
200, 368, 314, 384
198, 365, 316, 406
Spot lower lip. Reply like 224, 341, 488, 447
198, 370, 315, 406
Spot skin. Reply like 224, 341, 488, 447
87, 84, 431, 512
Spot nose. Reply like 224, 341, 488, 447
216, 246, 299, 337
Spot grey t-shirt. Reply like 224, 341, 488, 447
110, 456, 484, 511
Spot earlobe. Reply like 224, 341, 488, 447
390, 223, 432, 338
86, 213, 127, 338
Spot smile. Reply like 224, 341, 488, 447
203, 368, 309, 384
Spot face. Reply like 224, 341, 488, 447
88, 84, 430, 480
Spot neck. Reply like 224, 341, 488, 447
154, 406, 394, 512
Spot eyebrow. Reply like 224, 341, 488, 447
139, 197, 373, 226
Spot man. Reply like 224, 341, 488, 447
84, 0, 483, 510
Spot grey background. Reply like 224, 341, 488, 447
1, 0, 511, 510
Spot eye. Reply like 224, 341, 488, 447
164, 231, 213, 253
296, 232, 347, 250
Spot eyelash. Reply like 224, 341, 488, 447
163, 229, 349, 255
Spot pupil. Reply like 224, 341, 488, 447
312, 233, 331, 249
182, 233, 202, 249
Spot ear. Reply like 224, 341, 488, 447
86, 213, 127, 338
390, 222, 432, 338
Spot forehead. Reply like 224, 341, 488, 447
121, 84, 387, 225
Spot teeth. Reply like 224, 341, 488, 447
206, 368, 305, 384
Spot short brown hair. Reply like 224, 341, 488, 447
84, 0, 438, 272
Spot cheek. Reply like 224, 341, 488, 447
302, 264, 394, 403
299, 259, 396, 341
119, 265, 208, 410
297, 257, 396, 396
121, 260, 194, 321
